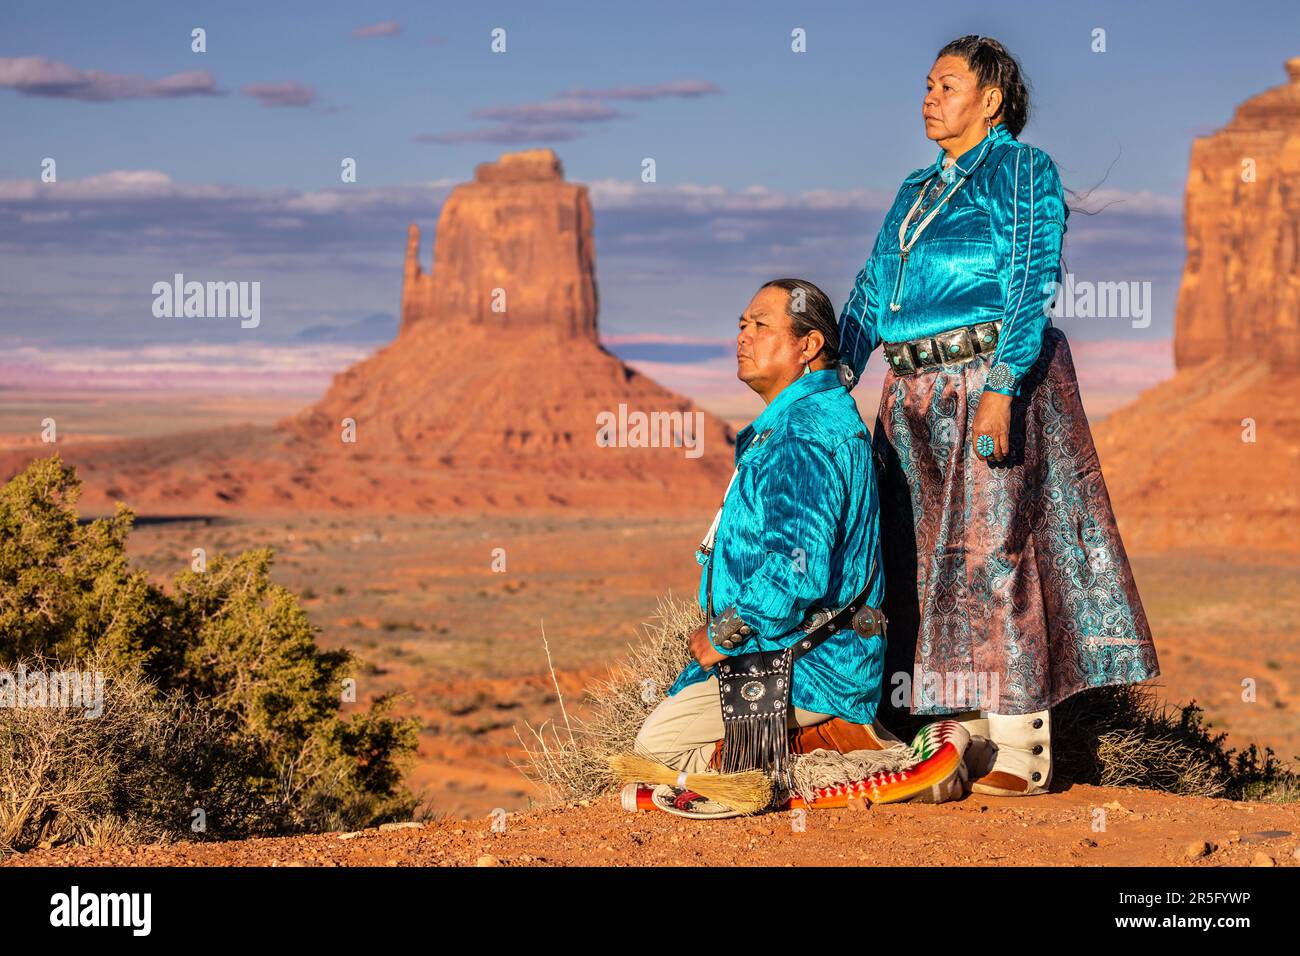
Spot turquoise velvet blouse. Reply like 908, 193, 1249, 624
838, 123, 1069, 396
665, 369, 887, 725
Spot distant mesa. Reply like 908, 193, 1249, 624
1175, 57, 1300, 369
2, 148, 735, 515
1094, 58, 1300, 554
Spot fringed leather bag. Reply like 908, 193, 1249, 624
708, 555, 884, 790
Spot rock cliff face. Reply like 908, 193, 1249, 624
1094, 58, 1300, 554
400, 149, 598, 341
1175, 57, 1300, 369
287, 147, 734, 495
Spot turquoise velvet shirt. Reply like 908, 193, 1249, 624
665, 368, 887, 724
838, 123, 1069, 396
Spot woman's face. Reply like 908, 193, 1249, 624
923, 54, 994, 143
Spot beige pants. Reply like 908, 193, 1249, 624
633, 675, 832, 773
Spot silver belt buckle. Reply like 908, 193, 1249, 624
884, 342, 917, 374
800, 607, 833, 632
972, 321, 1000, 353
933, 326, 975, 363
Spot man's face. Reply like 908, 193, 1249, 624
737, 286, 806, 395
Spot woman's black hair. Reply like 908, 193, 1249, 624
936, 35, 1030, 138
759, 278, 840, 363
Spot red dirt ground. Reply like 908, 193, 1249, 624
6, 784, 1298, 868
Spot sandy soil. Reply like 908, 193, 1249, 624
6, 784, 1298, 868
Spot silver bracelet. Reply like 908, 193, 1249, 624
985, 362, 1016, 393
712, 606, 755, 650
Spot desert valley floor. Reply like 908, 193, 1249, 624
3, 389, 1298, 821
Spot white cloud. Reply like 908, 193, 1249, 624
0, 56, 219, 101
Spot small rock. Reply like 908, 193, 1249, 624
379, 821, 423, 832
1241, 830, 1291, 843
1251, 852, 1275, 867
476, 854, 500, 867
1185, 841, 1214, 859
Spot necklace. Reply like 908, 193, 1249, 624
913, 176, 947, 218
697, 427, 773, 557
888, 169, 968, 313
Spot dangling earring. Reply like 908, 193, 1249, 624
802, 361, 811, 377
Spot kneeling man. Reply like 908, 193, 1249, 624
635, 278, 896, 776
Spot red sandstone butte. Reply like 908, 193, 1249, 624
400, 148, 597, 340
1176, 57, 1300, 369
1093, 57, 1300, 554
2, 149, 735, 515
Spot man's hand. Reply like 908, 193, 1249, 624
688, 623, 728, 669
972, 390, 1013, 462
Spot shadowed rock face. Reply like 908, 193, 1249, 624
401, 148, 598, 341
1175, 57, 1300, 369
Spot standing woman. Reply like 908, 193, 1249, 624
837, 35, 1159, 796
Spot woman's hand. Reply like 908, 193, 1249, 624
972, 390, 1012, 462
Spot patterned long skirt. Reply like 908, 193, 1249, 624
874, 327, 1159, 717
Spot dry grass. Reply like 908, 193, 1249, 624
0, 652, 280, 856
1054, 683, 1299, 801
516, 597, 1299, 806
514, 595, 699, 803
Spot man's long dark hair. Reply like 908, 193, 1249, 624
760, 278, 840, 364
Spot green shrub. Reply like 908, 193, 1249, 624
0, 455, 420, 852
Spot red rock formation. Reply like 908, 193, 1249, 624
401, 149, 598, 341
1094, 58, 1300, 554
283, 147, 733, 501
2, 149, 735, 516
1092, 362, 1300, 554
1175, 57, 1300, 369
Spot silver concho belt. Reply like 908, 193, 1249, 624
882, 320, 1001, 376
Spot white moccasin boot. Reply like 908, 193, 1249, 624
970, 709, 1051, 796
951, 709, 994, 783
951, 708, 989, 737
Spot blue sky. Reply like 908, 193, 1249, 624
1, 0, 1295, 409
